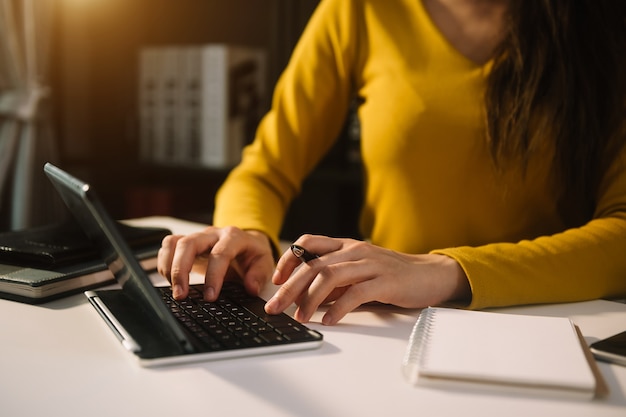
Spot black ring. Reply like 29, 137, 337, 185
290, 244, 319, 263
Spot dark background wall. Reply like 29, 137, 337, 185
50, 0, 361, 240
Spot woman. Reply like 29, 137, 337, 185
157, 0, 626, 325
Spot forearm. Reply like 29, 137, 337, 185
434, 217, 626, 309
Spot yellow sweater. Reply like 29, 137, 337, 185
215, 0, 626, 309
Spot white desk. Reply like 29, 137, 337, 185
1, 216, 626, 417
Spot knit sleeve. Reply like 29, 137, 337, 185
213, 0, 360, 249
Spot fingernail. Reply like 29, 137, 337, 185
205, 286, 216, 301
173, 284, 183, 299
294, 308, 307, 323
322, 313, 334, 326
271, 269, 280, 284
265, 297, 279, 313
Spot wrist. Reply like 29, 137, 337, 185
435, 254, 472, 305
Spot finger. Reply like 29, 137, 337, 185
292, 264, 343, 322
238, 230, 274, 295
272, 247, 306, 285
273, 235, 343, 285
171, 232, 218, 299
202, 228, 244, 301
322, 279, 380, 325
265, 264, 317, 315
294, 284, 348, 307
295, 260, 371, 322
241, 260, 270, 297
322, 287, 349, 304
157, 234, 183, 280
268, 237, 354, 315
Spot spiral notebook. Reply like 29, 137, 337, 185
402, 307, 608, 400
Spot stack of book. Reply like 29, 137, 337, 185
138, 44, 267, 169
0, 220, 171, 304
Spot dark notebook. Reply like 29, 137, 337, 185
0, 220, 170, 268
0, 221, 171, 304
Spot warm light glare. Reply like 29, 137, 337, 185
60, 0, 103, 9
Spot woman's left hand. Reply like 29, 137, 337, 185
264, 235, 471, 325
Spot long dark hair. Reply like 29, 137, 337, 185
485, 1, 626, 226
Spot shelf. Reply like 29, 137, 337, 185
51, 1, 364, 238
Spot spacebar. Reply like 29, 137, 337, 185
242, 298, 269, 317
243, 298, 287, 323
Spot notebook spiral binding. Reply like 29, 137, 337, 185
401, 307, 436, 384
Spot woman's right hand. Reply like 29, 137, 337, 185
157, 226, 275, 301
